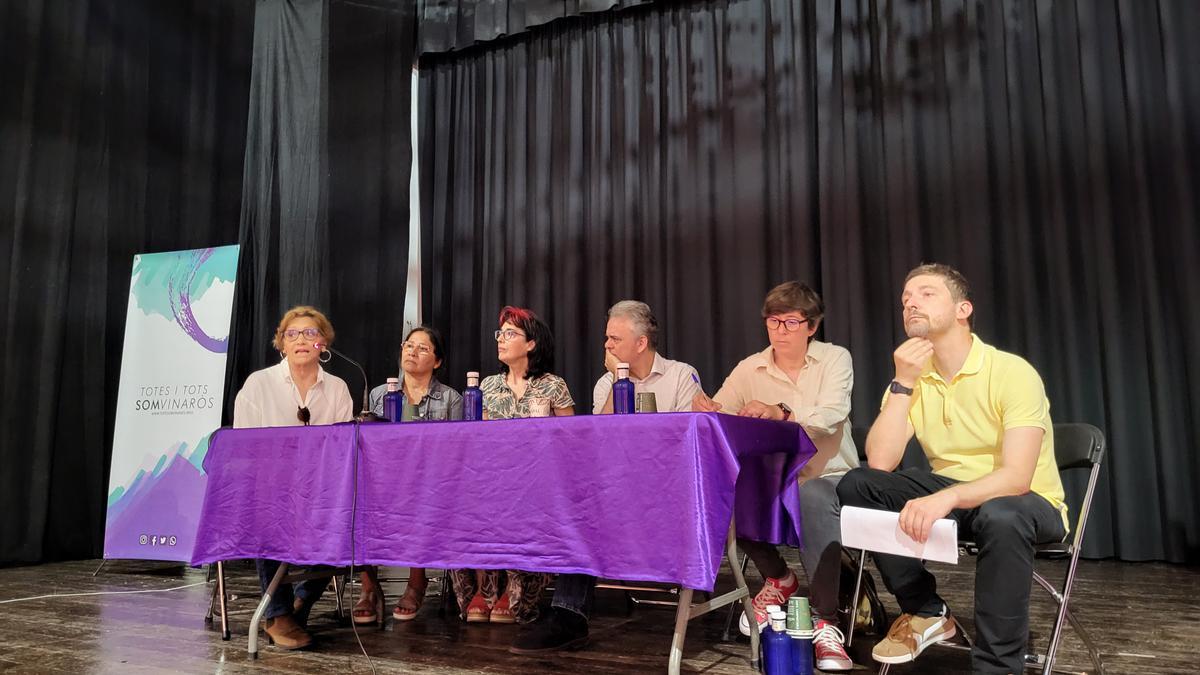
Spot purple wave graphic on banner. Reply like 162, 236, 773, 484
167, 248, 228, 354
103, 453, 207, 561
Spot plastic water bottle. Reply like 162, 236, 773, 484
786, 596, 815, 675
612, 362, 635, 414
462, 371, 484, 421
762, 611, 794, 675
383, 377, 403, 423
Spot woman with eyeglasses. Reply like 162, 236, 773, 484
450, 305, 574, 625
691, 282, 859, 671
351, 325, 463, 625
231, 305, 354, 650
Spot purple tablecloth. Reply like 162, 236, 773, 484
190, 412, 816, 591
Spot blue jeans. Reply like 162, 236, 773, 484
550, 573, 595, 619
255, 558, 332, 621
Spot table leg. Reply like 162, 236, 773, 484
248, 561, 289, 658
217, 561, 230, 641
726, 520, 760, 670
668, 587, 695, 675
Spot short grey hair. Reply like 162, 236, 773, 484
607, 300, 659, 349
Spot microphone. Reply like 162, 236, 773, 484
315, 342, 384, 423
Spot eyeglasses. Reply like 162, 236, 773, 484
765, 317, 811, 332
402, 341, 433, 356
494, 328, 526, 342
296, 406, 311, 425
284, 327, 321, 341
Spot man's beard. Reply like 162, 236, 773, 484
906, 316, 931, 338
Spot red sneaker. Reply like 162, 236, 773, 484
738, 570, 799, 636
813, 619, 853, 671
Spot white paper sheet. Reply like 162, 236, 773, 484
840, 505, 959, 564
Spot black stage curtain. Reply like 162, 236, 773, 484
0, 0, 255, 564
418, 0, 654, 53
1, 0, 416, 566
227, 0, 416, 416
419, 0, 1200, 562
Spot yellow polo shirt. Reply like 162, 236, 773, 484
883, 335, 1068, 530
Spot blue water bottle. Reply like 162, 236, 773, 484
786, 596, 814, 675
462, 371, 484, 420
763, 611, 794, 675
612, 362, 635, 414
382, 377, 403, 423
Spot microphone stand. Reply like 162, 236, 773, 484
321, 344, 384, 423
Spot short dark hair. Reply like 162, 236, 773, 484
399, 325, 446, 376
905, 263, 971, 302
497, 306, 556, 380
762, 281, 824, 342
905, 263, 973, 327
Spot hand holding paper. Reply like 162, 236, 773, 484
840, 505, 959, 564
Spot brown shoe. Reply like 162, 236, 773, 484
871, 612, 955, 664
264, 614, 313, 650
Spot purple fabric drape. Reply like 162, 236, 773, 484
191, 412, 815, 591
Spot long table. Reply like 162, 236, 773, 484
191, 412, 816, 670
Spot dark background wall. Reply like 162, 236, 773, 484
2, 0, 1197, 565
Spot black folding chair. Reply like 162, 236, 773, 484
849, 422, 1107, 674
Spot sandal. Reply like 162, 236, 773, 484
353, 588, 383, 625
392, 584, 427, 622
465, 592, 491, 623
489, 592, 515, 624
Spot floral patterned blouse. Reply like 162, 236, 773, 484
480, 372, 574, 419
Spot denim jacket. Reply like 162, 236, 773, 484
368, 376, 464, 421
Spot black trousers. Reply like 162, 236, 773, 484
837, 467, 1066, 674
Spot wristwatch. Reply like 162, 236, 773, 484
776, 402, 792, 421
889, 380, 914, 396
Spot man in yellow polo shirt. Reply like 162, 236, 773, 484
837, 263, 1067, 674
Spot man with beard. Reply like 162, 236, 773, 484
837, 263, 1068, 674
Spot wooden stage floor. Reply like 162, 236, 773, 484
0, 554, 1196, 674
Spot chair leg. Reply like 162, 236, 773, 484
721, 554, 750, 641
846, 548, 868, 647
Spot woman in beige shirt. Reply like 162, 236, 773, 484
693, 281, 858, 672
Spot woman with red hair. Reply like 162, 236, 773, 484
450, 306, 574, 625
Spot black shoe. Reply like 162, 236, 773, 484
508, 607, 590, 654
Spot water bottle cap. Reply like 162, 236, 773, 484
466, 371, 479, 378
765, 604, 783, 614
386, 377, 400, 383
768, 610, 787, 621
769, 617, 786, 632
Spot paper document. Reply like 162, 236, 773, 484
840, 505, 959, 564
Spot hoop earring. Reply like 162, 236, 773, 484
278, 350, 287, 360
319, 349, 332, 364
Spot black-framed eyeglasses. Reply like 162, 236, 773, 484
284, 328, 321, 341
296, 406, 311, 425
765, 316, 810, 332
494, 328, 526, 342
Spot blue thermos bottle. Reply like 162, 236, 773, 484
462, 371, 484, 420
382, 377, 403, 423
612, 362, 635, 414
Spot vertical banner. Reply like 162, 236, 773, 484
103, 245, 239, 562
